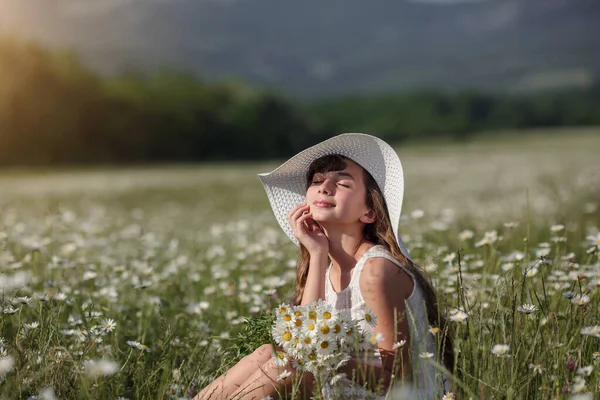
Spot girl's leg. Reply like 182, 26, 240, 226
229, 358, 314, 400
195, 344, 274, 400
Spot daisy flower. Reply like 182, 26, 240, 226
101, 318, 117, 333
84, 359, 119, 377
576, 365, 593, 376
0, 356, 14, 375
517, 304, 538, 314
528, 363, 544, 375
571, 294, 590, 306
368, 333, 384, 345
419, 352, 434, 359
272, 351, 288, 367
580, 326, 600, 338
491, 344, 510, 357
362, 309, 377, 328
276, 369, 292, 381
23, 322, 39, 329
449, 310, 468, 323
392, 340, 406, 350
458, 230, 474, 241
429, 326, 441, 335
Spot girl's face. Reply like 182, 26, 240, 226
306, 158, 373, 226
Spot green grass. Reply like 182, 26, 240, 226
0, 130, 599, 399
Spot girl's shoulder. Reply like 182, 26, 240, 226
358, 248, 415, 301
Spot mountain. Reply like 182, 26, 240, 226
1, 0, 599, 97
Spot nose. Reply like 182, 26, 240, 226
318, 178, 334, 195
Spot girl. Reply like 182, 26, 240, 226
196, 133, 453, 399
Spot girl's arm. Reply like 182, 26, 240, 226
341, 257, 414, 391
300, 252, 329, 305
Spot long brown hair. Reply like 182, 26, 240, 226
292, 155, 455, 372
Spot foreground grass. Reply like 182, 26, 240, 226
0, 131, 599, 399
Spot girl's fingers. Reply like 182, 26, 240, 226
288, 204, 309, 225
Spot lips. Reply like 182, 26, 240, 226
313, 200, 335, 208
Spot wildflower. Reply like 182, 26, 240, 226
362, 309, 377, 328
586, 232, 600, 246
501, 263, 514, 272
53, 292, 67, 301
442, 253, 456, 264
524, 267, 538, 278
442, 393, 455, 400
550, 224, 565, 233
449, 310, 468, 323
571, 294, 590, 306
580, 326, 600, 338
419, 352, 434, 359
39, 387, 58, 400
566, 359, 576, 370
3, 307, 18, 314
429, 326, 441, 335
458, 230, 474, 241
13, 296, 31, 304
517, 304, 538, 314
368, 333, 384, 345
529, 363, 545, 375
475, 231, 498, 247
84, 359, 119, 377
504, 221, 519, 229
101, 319, 117, 333
126, 341, 150, 352
24, 322, 39, 329
571, 377, 586, 393
272, 351, 288, 367
576, 366, 593, 376
392, 340, 407, 350
0, 356, 14, 375
411, 209, 424, 219
491, 344, 509, 356
276, 369, 292, 381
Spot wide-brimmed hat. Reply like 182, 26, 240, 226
258, 133, 411, 260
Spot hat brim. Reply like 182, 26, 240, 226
258, 133, 411, 260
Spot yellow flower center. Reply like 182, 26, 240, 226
320, 325, 330, 334
323, 311, 331, 319
333, 324, 341, 333
283, 332, 292, 341
308, 311, 317, 320
304, 337, 312, 344
307, 323, 315, 331
365, 313, 372, 322
283, 314, 291, 322
346, 328, 353, 335
320, 341, 329, 349
295, 319, 302, 327
277, 352, 285, 359
308, 353, 316, 360
294, 311, 302, 317
279, 307, 287, 313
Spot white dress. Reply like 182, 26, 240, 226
323, 245, 449, 399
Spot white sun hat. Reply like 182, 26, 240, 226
258, 133, 411, 260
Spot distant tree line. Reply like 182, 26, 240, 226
1, 36, 599, 166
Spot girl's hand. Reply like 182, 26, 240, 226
288, 204, 329, 257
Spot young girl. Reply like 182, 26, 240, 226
196, 133, 453, 399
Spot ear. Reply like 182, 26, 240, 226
360, 209, 376, 224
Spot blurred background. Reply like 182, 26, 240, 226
0, 0, 599, 166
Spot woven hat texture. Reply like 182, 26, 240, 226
258, 133, 410, 259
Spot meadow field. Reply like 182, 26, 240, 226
0, 129, 599, 399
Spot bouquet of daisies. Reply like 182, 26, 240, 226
271, 299, 376, 386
